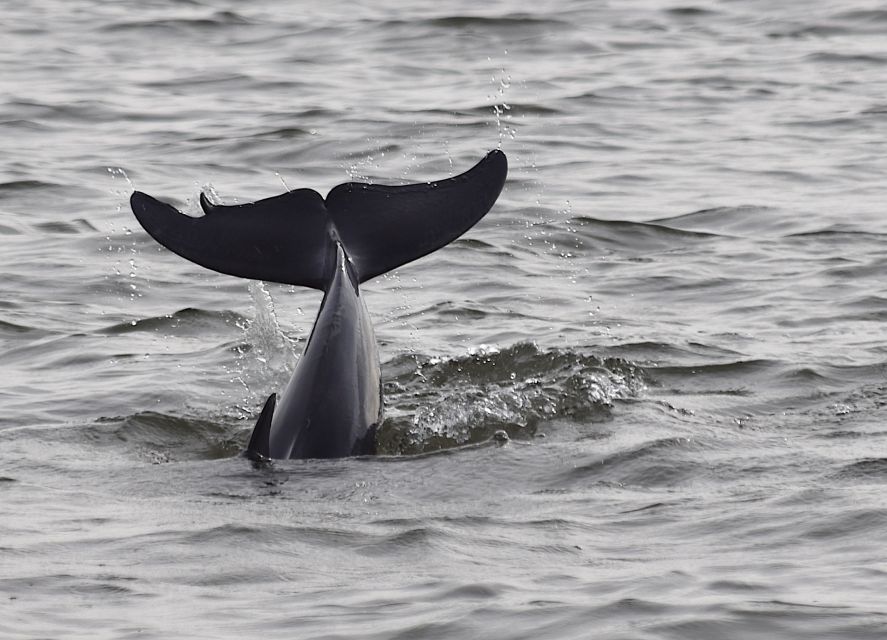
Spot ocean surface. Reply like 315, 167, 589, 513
2, 0, 887, 638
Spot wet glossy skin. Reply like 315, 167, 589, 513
266, 244, 382, 459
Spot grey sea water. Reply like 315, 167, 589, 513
2, 0, 887, 638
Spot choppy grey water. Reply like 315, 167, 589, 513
2, 1, 887, 638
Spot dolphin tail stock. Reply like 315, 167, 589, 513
129, 149, 508, 289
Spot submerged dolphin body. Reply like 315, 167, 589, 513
130, 150, 507, 459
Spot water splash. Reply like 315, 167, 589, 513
378, 342, 645, 454
247, 281, 298, 371
105, 167, 143, 316
488, 50, 515, 147
227, 281, 300, 416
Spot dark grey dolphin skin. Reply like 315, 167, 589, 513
129, 150, 507, 459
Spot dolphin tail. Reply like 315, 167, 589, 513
129, 150, 507, 289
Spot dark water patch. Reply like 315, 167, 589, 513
409, 300, 490, 320
378, 343, 643, 455
419, 14, 567, 30
619, 501, 670, 514
806, 52, 887, 65
184, 523, 269, 545
816, 260, 887, 281
0, 179, 55, 192
0, 574, 139, 599
103, 11, 256, 34
783, 366, 831, 383
358, 527, 440, 556
591, 597, 671, 618
784, 226, 886, 240
649, 358, 780, 386
768, 24, 853, 39
603, 341, 743, 365
98, 307, 245, 337
86, 412, 244, 460
0, 319, 42, 337
280, 525, 369, 550
835, 458, 887, 481
32, 218, 97, 234
497, 102, 562, 116
141, 72, 294, 93
819, 429, 866, 440
67, 580, 139, 597
802, 508, 887, 541
561, 215, 719, 255
0, 179, 81, 202
4, 99, 120, 124
554, 436, 703, 488
603, 173, 654, 184
664, 6, 719, 17
248, 126, 313, 140
0, 118, 51, 131
784, 115, 865, 130
450, 237, 498, 251
563, 88, 643, 107
438, 582, 505, 600
1, 332, 74, 366
652, 205, 789, 237
860, 103, 887, 117
708, 578, 771, 593
834, 9, 887, 23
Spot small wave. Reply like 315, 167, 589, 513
0, 119, 51, 131
664, 7, 719, 17
419, 14, 567, 30
806, 52, 887, 65
652, 358, 779, 377
102, 11, 255, 33
0, 179, 88, 202
97, 307, 245, 337
834, 9, 887, 23
89, 411, 243, 460
604, 340, 743, 364
32, 219, 97, 235
0, 319, 39, 337
0, 179, 59, 192
141, 72, 291, 93
835, 458, 887, 481
651, 205, 788, 237
768, 25, 852, 39
4, 99, 118, 124
563, 215, 718, 254
377, 343, 644, 455
552, 436, 703, 488
784, 225, 886, 239
802, 508, 887, 541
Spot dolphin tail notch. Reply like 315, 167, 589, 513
130, 150, 507, 289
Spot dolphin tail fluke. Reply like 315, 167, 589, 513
326, 149, 507, 282
130, 188, 333, 290
130, 150, 507, 288
246, 393, 276, 461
